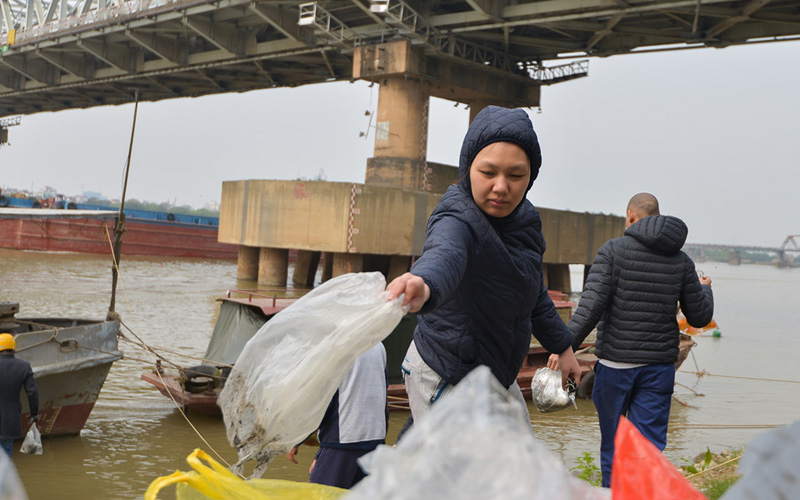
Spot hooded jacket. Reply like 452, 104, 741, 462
409, 106, 572, 388
569, 215, 714, 364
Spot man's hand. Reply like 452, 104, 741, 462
285, 446, 299, 464
556, 346, 582, 390
699, 276, 712, 287
386, 273, 430, 313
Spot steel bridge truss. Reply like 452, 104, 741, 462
1, 0, 799, 115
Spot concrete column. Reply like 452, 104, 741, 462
292, 250, 321, 288
236, 245, 259, 280
374, 76, 428, 159
364, 254, 391, 275
258, 247, 289, 286
728, 250, 741, 266
321, 252, 333, 283
546, 264, 571, 294
331, 252, 364, 277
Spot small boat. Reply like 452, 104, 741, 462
143, 289, 580, 414
1, 302, 123, 436
141, 290, 300, 417
1, 208, 124, 436
0, 195, 237, 260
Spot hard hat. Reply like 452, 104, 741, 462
0, 333, 15, 352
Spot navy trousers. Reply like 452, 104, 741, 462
309, 447, 372, 489
592, 362, 675, 487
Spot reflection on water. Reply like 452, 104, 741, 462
3, 249, 799, 499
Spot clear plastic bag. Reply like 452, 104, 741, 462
346, 366, 608, 500
218, 272, 404, 478
719, 419, 800, 500
0, 446, 29, 500
19, 424, 42, 455
531, 367, 576, 413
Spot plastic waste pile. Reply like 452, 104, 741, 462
530, 367, 577, 413
345, 365, 609, 500
218, 272, 405, 478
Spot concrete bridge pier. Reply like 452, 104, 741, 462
544, 264, 571, 295
237, 245, 260, 280
219, 40, 623, 294
728, 249, 741, 266
292, 250, 321, 288
258, 247, 289, 286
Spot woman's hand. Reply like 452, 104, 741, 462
386, 272, 430, 313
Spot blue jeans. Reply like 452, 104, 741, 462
1, 438, 14, 457
592, 362, 675, 487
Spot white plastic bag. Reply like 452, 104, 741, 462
346, 366, 608, 500
218, 272, 404, 478
720, 419, 800, 500
531, 367, 576, 413
19, 424, 42, 455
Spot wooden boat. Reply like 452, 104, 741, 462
0, 200, 238, 260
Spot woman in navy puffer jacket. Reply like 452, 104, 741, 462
386, 106, 582, 422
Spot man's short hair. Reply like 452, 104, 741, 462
627, 193, 660, 218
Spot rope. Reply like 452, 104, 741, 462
151, 365, 242, 477
685, 454, 741, 480
678, 369, 800, 384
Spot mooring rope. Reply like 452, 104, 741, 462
684, 454, 742, 480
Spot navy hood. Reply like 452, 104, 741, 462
625, 215, 688, 254
458, 106, 542, 195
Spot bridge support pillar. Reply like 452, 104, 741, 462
258, 247, 289, 286
728, 250, 741, 266
331, 252, 363, 277
237, 245, 259, 280
292, 250, 321, 288
545, 264, 571, 294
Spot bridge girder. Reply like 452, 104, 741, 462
0, 0, 798, 115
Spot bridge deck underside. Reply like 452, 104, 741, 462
1, 0, 800, 115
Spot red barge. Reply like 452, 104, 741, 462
0, 201, 237, 260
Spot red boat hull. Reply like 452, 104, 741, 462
0, 216, 238, 260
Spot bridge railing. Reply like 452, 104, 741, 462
1, 0, 191, 47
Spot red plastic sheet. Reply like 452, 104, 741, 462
611, 416, 707, 500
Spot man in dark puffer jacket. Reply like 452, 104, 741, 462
553, 192, 714, 487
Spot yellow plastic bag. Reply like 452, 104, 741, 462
145, 449, 346, 500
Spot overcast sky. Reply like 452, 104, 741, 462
1, 41, 797, 247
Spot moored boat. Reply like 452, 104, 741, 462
141, 290, 301, 417
142, 288, 581, 414
0, 302, 123, 436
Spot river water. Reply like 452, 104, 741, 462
3, 249, 799, 499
